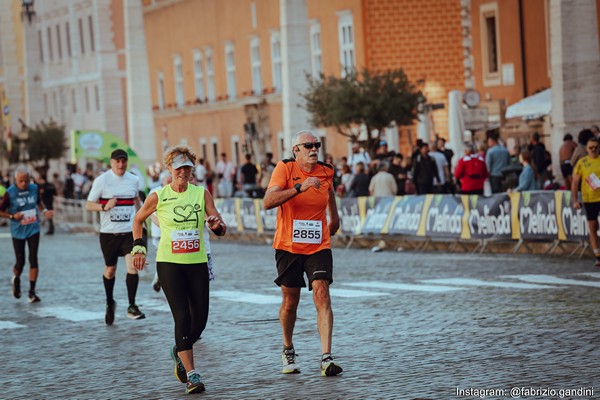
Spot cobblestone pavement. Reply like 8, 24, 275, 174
1, 226, 599, 399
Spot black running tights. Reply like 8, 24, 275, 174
12, 233, 40, 273
157, 262, 209, 351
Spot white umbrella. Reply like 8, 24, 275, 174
505, 88, 551, 119
448, 90, 466, 168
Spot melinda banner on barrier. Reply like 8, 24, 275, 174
388, 195, 426, 236
463, 194, 512, 240
214, 191, 590, 245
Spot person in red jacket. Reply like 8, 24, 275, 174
455, 144, 489, 195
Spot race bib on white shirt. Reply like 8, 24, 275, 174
292, 220, 322, 244
171, 229, 200, 254
20, 209, 38, 225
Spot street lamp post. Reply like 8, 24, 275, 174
21, 0, 36, 24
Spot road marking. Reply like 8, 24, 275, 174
504, 274, 600, 288
343, 281, 464, 292
29, 306, 104, 322
0, 232, 11, 239
212, 290, 281, 304
578, 272, 600, 279
0, 321, 26, 330
422, 278, 557, 289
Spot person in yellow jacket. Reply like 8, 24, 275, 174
132, 146, 226, 395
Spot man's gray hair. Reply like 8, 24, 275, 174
14, 165, 30, 179
292, 130, 317, 145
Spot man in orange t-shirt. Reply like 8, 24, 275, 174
263, 130, 342, 377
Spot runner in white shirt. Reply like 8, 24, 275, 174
86, 149, 144, 325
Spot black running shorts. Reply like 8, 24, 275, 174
274, 249, 333, 291
99, 232, 134, 266
583, 201, 600, 222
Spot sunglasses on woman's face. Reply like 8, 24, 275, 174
296, 142, 322, 150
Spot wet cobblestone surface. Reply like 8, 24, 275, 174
1, 226, 599, 399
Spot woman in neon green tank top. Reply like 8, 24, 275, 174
132, 146, 226, 394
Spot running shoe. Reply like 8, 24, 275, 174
11, 276, 21, 299
171, 345, 188, 383
320, 355, 343, 376
282, 349, 300, 374
28, 292, 41, 303
185, 372, 205, 394
105, 301, 117, 326
127, 304, 146, 320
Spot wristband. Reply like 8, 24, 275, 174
131, 245, 147, 256
211, 225, 224, 236
133, 238, 146, 248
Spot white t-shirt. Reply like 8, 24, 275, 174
87, 170, 140, 233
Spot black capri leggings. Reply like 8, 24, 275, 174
12, 233, 40, 273
157, 261, 210, 351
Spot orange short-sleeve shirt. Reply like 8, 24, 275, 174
268, 159, 334, 255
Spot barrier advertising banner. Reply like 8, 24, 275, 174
423, 194, 464, 239
463, 194, 512, 240
388, 195, 426, 236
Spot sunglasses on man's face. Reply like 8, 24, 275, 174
588, 146, 598, 151
296, 142, 322, 150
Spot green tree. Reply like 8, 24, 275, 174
27, 121, 68, 170
302, 68, 423, 155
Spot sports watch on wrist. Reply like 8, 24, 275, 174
294, 183, 302, 194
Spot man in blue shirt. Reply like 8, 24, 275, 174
486, 135, 511, 194
0, 167, 54, 302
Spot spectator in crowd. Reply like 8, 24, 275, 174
571, 128, 595, 170
486, 134, 511, 193
195, 159, 207, 187
337, 164, 354, 198
388, 153, 408, 195
52, 172, 64, 198
454, 144, 488, 195
36, 173, 57, 235
571, 137, 600, 266
374, 140, 394, 163
436, 137, 454, 169
412, 142, 439, 195
348, 142, 371, 174
259, 152, 277, 192
369, 162, 397, 197
348, 162, 370, 197
509, 150, 539, 192
240, 153, 259, 197
591, 125, 600, 137
429, 142, 449, 193
216, 152, 236, 198
71, 167, 87, 200
529, 132, 549, 186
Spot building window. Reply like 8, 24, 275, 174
250, 37, 262, 95
206, 48, 216, 102
71, 88, 77, 113
47, 27, 53, 62
225, 42, 237, 100
310, 21, 322, 77
38, 30, 44, 62
480, 2, 501, 86
193, 50, 205, 102
44, 93, 48, 117
65, 22, 72, 57
88, 15, 95, 52
78, 18, 85, 54
337, 11, 355, 77
56, 25, 62, 59
174, 56, 185, 108
270, 31, 282, 92
84, 86, 90, 112
94, 85, 100, 111
157, 71, 165, 110
53, 91, 58, 119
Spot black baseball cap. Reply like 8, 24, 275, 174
111, 149, 128, 160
